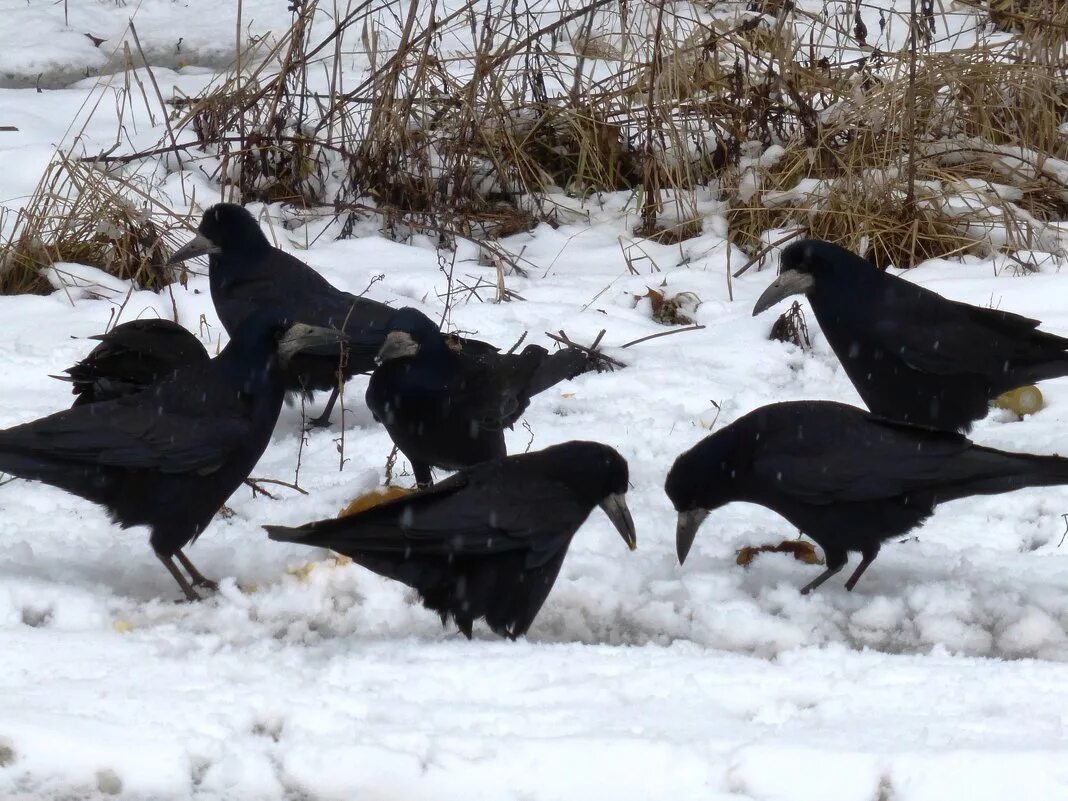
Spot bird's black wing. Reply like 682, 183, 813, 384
269, 462, 585, 567
751, 413, 978, 504
0, 369, 256, 475
449, 346, 550, 430
870, 283, 1067, 376
0, 403, 254, 475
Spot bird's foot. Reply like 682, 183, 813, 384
303, 414, 333, 431
173, 587, 204, 604
175, 551, 219, 593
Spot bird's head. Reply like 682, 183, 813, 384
752, 239, 868, 316
168, 203, 269, 265
665, 430, 744, 564
375, 307, 447, 365
538, 441, 637, 551
226, 307, 347, 369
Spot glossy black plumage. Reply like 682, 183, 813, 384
752, 239, 1068, 432
169, 203, 394, 426
56, 318, 209, 407
266, 441, 636, 639
0, 309, 345, 600
667, 400, 1068, 593
366, 307, 599, 486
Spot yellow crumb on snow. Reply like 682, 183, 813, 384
994, 385, 1044, 416
112, 619, 133, 634
337, 485, 414, 518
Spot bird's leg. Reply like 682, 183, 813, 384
156, 553, 202, 602
799, 548, 847, 595
843, 545, 881, 592
175, 550, 219, 591
305, 387, 340, 430
413, 461, 434, 488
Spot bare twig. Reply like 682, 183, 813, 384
619, 324, 706, 350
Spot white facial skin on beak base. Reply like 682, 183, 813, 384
277, 324, 348, 366
375, 331, 420, 364
167, 233, 222, 266
751, 270, 816, 316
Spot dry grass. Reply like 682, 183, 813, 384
0, 157, 185, 295
1, 0, 1066, 296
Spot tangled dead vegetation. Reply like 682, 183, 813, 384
1, 0, 1065, 295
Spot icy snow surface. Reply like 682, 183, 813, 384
3, 2, 1068, 800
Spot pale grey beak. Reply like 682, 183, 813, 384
676, 508, 710, 564
599, 492, 637, 551
376, 331, 420, 364
167, 233, 221, 265
278, 323, 347, 366
752, 269, 815, 316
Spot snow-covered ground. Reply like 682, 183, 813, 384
4, 1, 1068, 799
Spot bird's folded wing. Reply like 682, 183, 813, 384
871, 292, 1065, 376
0, 404, 252, 475
455, 348, 546, 429
753, 421, 973, 503
273, 469, 581, 562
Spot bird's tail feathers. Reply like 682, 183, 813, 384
940, 446, 1068, 502
264, 524, 322, 546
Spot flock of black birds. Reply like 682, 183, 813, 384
3, 212, 1068, 639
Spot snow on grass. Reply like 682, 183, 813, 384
4, 2, 1068, 799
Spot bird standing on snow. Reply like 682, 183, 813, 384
266, 441, 636, 639
752, 239, 1068, 432
666, 400, 1068, 594
366, 306, 609, 486
0, 309, 346, 601
54, 318, 209, 407
168, 203, 393, 427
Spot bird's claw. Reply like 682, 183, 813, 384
303, 415, 332, 431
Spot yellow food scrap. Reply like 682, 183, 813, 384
112, 619, 133, 634
337, 485, 414, 518
994, 386, 1044, 416
286, 555, 354, 583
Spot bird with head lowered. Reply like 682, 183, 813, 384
667, 400, 1068, 594
266, 440, 636, 639
367, 306, 600, 487
53, 318, 209, 407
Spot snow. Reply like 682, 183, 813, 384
4, 1, 1068, 799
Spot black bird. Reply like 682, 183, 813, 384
366, 307, 601, 487
168, 204, 614, 428
752, 239, 1068, 432
0, 309, 346, 601
667, 400, 1068, 594
54, 318, 209, 407
168, 203, 394, 427
266, 440, 636, 639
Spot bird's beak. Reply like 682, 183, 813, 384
751, 269, 815, 316
376, 331, 419, 364
278, 323, 348, 365
599, 492, 637, 551
675, 508, 709, 564
167, 233, 221, 265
